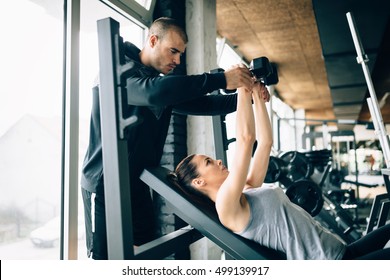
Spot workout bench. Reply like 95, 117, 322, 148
140, 166, 287, 260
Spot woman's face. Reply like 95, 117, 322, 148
191, 154, 229, 187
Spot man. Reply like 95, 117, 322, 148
81, 17, 254, 260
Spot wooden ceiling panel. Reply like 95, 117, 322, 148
217, 0, 389, 124
306, 109, 336, 121
216, 0, 333, 122
259, 31, 302, 54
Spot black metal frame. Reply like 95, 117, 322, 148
97, 17, 201, 259
382, 168, 390, 197
363, 168, 390, 233
365, 193, 390, 234
310, 162, 362, 243
98, 17, 136, 260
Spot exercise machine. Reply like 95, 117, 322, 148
97, 17, 286, 260
140, 166, 286, 260
97, 17, 206, 260
347, 12, 390, 229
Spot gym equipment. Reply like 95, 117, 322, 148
265, 150, 323, 217
98, 17, 138, 259
279, 151, 314, 182
326, 187, 356, 206
266, 150, 332, 184
364, 193, 390, 234
264, 63, 279, 85
317, 195, 362, 244
140, 166, 287, 260
97, 17, 207, 260
329, 168, 345, 187
265, 151, 314, 184
249, 57, 278, 85
347, 12, 390, 234
347, 12, 390, 168
313, 163, 362, 243
215, 56, 279, 94
264, 156, 285, 183
303, 149, 332, 173
285, 179, 324, 217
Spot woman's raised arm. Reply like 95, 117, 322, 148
215, 86, 255, 231
246, 83, 273, 188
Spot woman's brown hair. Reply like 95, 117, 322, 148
168, 154, 214, 209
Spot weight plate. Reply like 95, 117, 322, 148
279, 151, 314, 181
265, 156, 283, 183
285, 179, 324, 217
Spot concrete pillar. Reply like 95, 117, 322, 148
186, 0, 218, 157
185, 0, 224, 260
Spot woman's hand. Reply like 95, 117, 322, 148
252, 82, 270, 102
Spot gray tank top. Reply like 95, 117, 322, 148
236, 185, 346, 259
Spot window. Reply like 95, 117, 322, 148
0, 0, 146, 260
0, 0, 64, 259
78, 0, 146, 259
101, 0, 157, 27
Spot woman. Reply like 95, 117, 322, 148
173, 80, 390, 260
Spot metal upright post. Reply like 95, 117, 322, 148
97, 17, 139, 259
346, 12, 390, 224
346, 12, 390, 168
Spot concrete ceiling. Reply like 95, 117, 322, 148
216, 0, 390, 127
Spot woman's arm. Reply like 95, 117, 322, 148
245, 83, 273, 189
215, 86, 255, 231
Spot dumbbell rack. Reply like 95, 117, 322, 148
304, 154, 363, 243
347, 12, 390, 228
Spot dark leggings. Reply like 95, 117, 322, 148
343, 223, 390, 260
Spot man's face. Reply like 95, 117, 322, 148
150, 30, 186, 74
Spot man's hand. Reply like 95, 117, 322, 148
224, 64, 254, 91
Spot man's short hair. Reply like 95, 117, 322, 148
149, 17, 188, 44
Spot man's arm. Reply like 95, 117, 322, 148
173, 94, 238, 116
126, 72, 226, 107
125, 62, 253, 108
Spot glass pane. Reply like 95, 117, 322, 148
78, 0, 146, 259
134, 0, 152, 10
0, 0, 63, 259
